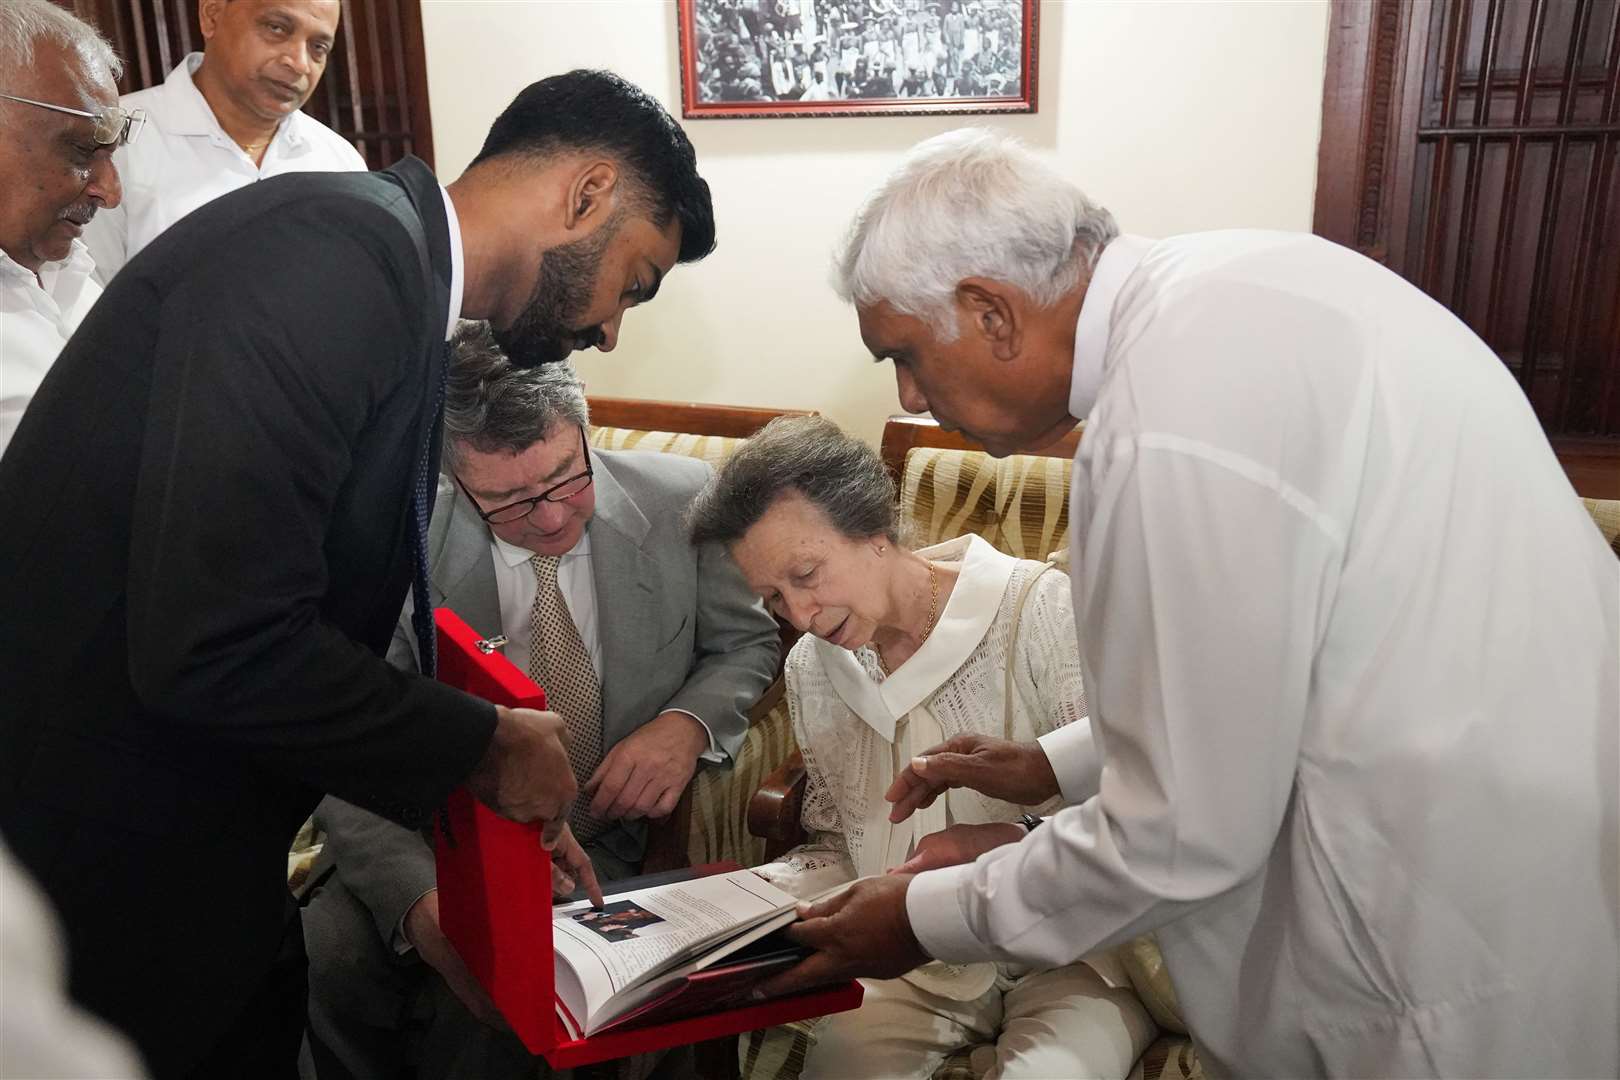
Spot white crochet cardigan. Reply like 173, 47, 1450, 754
755, 534, 1094, 1000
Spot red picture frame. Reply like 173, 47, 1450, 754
678, 0, 1038, 119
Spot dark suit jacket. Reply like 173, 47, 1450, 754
0, 157, 495, 1076
312, 448, 780, 948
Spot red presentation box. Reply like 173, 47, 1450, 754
430, 608, 864, 1068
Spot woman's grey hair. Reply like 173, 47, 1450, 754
0, 0, 122, 95
834, 128, 1118, 342
687, 416, 898, 549
441, 321, 590, 472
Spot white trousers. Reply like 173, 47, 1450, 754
800, 960, 1157, 1080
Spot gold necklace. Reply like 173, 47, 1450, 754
873, 561, 940, 675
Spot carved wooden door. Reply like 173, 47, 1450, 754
1316, 0, 1618, 495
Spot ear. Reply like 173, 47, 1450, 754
564, 161, 621, 232
197, 0, 226, 38
956, 278, 1021, 362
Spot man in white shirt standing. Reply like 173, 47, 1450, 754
758, 129, 1619, 1078
82, 0, 364, 285
0, 0, 130, 457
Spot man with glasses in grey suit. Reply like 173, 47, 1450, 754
304, 321, 780, 1080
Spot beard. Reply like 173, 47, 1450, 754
492, 220, 618, 369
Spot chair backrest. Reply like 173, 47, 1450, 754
886, 416, 1079, 560
1581, 498, 1620, 557
879, 413, 1082, 488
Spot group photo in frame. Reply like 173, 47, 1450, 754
678, 0, 1038, 118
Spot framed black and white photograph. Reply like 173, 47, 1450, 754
677, 0, 1038, 118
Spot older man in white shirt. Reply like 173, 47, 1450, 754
82, 0, 363, 284
0, 1, 132, 456
759, 129, 1619, 1079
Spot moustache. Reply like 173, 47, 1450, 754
60, 203, 97, 226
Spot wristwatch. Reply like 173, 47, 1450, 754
1016, 812, 1044, 834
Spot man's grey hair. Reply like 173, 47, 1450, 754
0, 0, 122, 96
834, 128, 1118, 341
687, 416, 898, 549
442, 321, 590, 472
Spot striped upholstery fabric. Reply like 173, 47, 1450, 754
1582, 498, 1620, 557
901, 445, 1074, 557
589, 425, 745, 469
584, 422, 797, 871
682, 685, 797, 868
286, 817, 322, 896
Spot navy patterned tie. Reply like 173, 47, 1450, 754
409, 344, 451, 679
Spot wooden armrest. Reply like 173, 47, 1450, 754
748, 749, 808, 862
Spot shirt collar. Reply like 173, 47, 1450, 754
492, 527, 591, 569
440, 184, 464, 340
815, 534, 1020, 743
1069, 234, 1155, 421
1, 239, 95, 289
159, 53, 307, 148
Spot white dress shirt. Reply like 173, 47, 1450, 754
906, 231, 1619, 1078
0, 241, 102, 457
440, 186, 464, 339
488, 523, 721, 761
82, 53, 366, 285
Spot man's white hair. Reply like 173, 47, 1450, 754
835, 128, 1118, 341
0, 0, 122, 96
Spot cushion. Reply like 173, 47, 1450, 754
683, 684, 798, 869
590, 425, 745, 469
901, 447, 1072, 559
1580, 498, 1620, 557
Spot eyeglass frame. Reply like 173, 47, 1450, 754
453, 426, 595, 525
0, 93, 147, 148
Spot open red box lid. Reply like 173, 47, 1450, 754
430, 608, 863, 1068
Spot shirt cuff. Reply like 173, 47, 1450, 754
1037, 722, 1101, 806
392, 888, 436, 956
665, 708, 724, 764
905, 863, 995, 964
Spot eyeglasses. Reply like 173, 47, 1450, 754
455, 428, 594, 525
0, 93, 147, 148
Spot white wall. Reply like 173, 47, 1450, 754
421, 0, 1332, 443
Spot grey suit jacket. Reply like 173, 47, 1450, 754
314, 447, 779, 944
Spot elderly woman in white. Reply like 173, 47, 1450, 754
688, 417, 1154, 1080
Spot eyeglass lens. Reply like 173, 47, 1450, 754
484, 474, 592, 523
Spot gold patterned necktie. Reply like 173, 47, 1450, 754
528, 554, 608, 844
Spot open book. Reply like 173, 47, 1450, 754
551, 867, 839, 1040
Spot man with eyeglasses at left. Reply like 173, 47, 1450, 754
304, 321, 780, 1080
0, 0, 137, 457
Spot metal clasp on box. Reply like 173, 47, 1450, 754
474, 635, 508, 655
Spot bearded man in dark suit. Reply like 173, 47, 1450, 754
0, 69, 714, 1079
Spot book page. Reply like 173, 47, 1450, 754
552, 868, 798, 1031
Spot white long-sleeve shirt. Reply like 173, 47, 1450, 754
0, 241, 102, 457
906, 231, 1619, 1078
82, 54, 366, 285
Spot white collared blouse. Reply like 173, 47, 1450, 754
755, 534, 1097, 998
